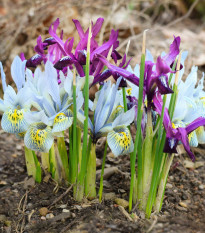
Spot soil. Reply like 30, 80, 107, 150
0, 126, 205, 233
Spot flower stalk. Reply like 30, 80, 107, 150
76, 22, 92, 201
85, 143, 96, 199
25, 146, 41, 183
99, 141, 108, 202
129, 30, 147, 212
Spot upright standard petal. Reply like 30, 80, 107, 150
0, 62, 7, 92
11, 56, 27, 91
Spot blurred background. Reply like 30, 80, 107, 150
0, 0, 205, 83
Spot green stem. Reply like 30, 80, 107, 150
145, 95, 167, 218
122, 87, 128, 112
99, 142, 108, 202
57, 137, 69, 181
41, 152, 50, 172
77, 128, 82, 168
85, 143, 96, 199
141, 108, 153, 210
129, 53, 145, 212
76, 25, 91, 201
154, 154, 174, 212
49, 143, 61, 183
71, 81, 77, 186
24, 147, 41, 183
69, 127, 73, 183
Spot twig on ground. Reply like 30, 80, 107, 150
118, 206, 133, 221
48, 184, 73, 209
15, 191, 29, 233
146, 215, 158, 233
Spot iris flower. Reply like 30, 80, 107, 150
0, 56, 31, 135
26, 18, 121, 82
95, 36, 181, 99
79, 78, 135, 156
24, 61, 84, 152
153, 92, 205, 161
165, 56, 205, 148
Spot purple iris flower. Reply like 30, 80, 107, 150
26, 36, 49, 67
147, 36, 181, 98
50, 18, 120, 78
153, 92, 205, 161
93, 54, 139, 87
94, 36, 181, 97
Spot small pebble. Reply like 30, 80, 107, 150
27, 203, 32, 208
194, 161, 204, 168
103, 192, 116, 201
179, 201, 187, 208
115, 198, 129, 208
199, 184, 204, 190
62, 209, 70, 213
41, 216, 46, 220
184, 160, 194, 169
4, 220, 11, 227
163, 211, 170, 216
118, 189, 126, 193
0, 215, 6, 222
156, 223, 163, 228
59, 204, 67, 209
39, 207, 48, 216
166, 183, 173, 189
16, 145, 22, 150
169, 176, 174, 181
46, 213, 54, 219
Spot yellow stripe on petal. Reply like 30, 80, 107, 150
200, 97, 205, 107
52, 110, 73, 133
107, 126, 134, 156
126, 88, 132, 96
25, 123, 54, 152
172, 123, 176, 129
54, 113, 67, 123
107, 105, 124, 123
2, 109, 28, 134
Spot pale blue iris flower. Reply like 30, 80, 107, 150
167, 61, 205, 147
0, 56, 31, 135
85, 78, 135, 156
24, 61, 84, 152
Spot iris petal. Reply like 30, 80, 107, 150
52, 110, 73, 133
107, 105, 124, 123
1, 109, 28, 134
196, 126, 205, 144
107, 126, 134, 156
24, 123, 54, 152
188, 131, 198, 147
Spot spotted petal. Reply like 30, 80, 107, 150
1, 109, 29, 134
52, 110, 73, 133
107, 126, 134, 156
24, 123, 54, 152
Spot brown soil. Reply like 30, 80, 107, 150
0, 127, 205, 233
